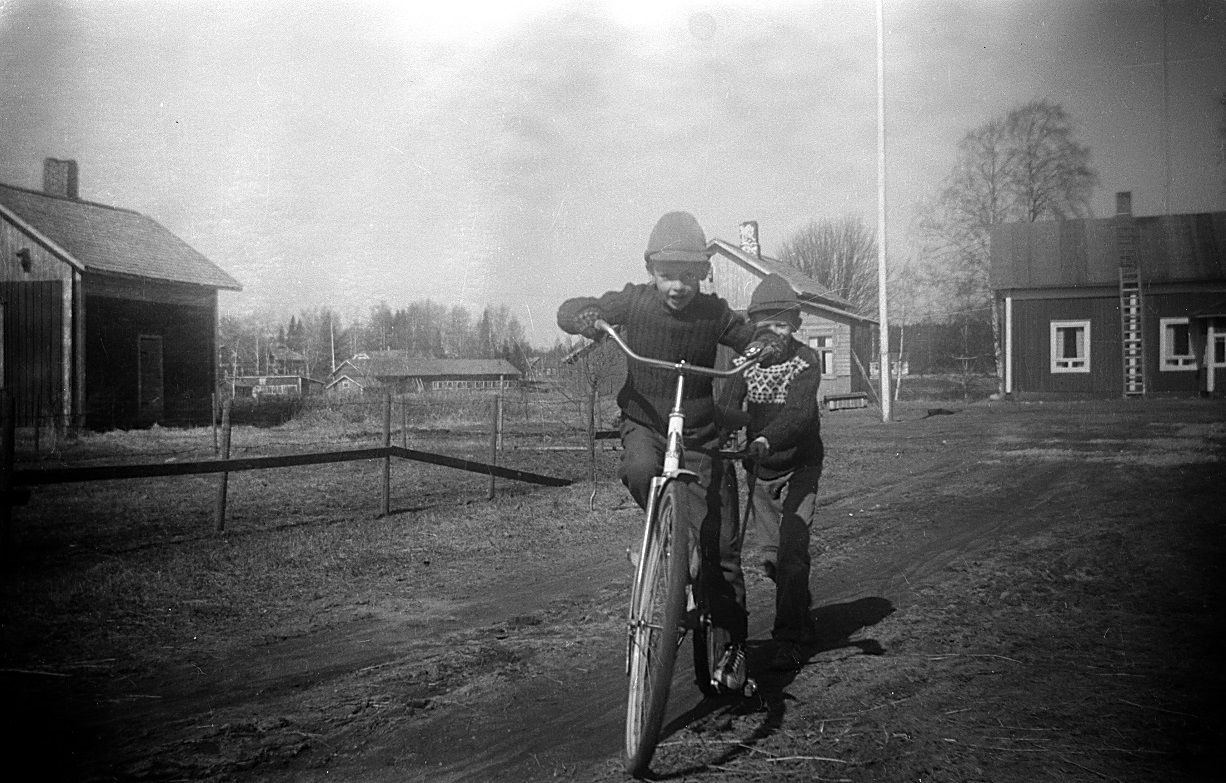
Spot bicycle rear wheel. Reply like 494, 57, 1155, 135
625, 481, 689, 777
693, 618, 731, 698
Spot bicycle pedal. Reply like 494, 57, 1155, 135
741, 678, 758, 698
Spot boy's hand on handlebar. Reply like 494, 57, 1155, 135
743, 331, 785, 365
573, 307, 605, 339
747, 437, 770, 461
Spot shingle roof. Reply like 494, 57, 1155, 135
343, 352, 522, 378
990, 211, 1226, 290
0, 183, 241, 290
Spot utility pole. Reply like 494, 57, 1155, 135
876, 0, 892, 423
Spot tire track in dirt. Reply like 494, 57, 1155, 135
383, 459, 1085, 781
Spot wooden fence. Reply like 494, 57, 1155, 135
1, 392, 571, 557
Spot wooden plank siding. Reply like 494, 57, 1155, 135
84, 293, 217, 428
708, 249, 867, 397
0, 280, 64, 425
1007, 289, 1224, 397
1, 215, 73, 426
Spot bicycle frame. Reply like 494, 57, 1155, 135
593, 321, 758, 661
595, 319, 765, 777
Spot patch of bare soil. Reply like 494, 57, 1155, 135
2, 400, 1223, 782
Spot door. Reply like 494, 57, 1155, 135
137, 334, 164, 425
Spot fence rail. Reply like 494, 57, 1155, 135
11, 446, 571, 488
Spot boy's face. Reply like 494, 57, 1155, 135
757, 319, 796, 339
649, 261, 710, 311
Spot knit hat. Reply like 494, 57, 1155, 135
644, 211, 714, 264
748, 273, 803, 327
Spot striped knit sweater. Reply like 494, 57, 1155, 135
557, 283, 756, 436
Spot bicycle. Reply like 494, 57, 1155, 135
591, 320, 766, 777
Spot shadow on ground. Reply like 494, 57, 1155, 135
653, 596, 894, 779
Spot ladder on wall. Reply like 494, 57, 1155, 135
1119, 265, 1146, 397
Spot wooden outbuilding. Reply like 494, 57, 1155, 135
706, 221, 879, 402
232, 375, 323, 400
0, 158, 241, 429
991, 192, 1226, 398
326, 353, 521, 395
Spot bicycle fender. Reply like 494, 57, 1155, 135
662, 470, 700, 487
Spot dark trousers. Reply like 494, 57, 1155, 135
748, 464, 821, 643
618, 418, 747, 643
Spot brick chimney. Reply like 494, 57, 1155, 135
739, 220, 760, 257
1115, 191, 1132, 216
43, 158, 79, 199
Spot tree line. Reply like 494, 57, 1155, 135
219, 301, 534, 381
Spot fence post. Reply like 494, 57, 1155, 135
587, 381, 597, 484
214, 399, 232, 533
496, 388, 505, 452
487, 394, 501, 501
212, 391, 219, 454
381, 392, 392, 517
401, 393, 408, 449
2, 391, 14, 559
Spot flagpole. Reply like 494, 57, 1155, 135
876, 0, 892, 423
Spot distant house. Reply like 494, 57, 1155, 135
265, 343, 308, 377
706, 221, 880, 401
990, 192, 1226, 398
0, 158, 242, 429
325, 351, 521, 395
232, 375, 323, 400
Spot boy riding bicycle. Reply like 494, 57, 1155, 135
726, 274, 824, 672
557, 211, 781, 692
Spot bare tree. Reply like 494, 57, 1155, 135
917, 100, 1097, 390
919, 100, 1097, 320
1218, 92, 1226, 195
777, 215, 878, 316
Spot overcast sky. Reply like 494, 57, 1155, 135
2, 0, 1224, 345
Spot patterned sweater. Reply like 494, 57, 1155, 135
728, 339, 824, 479
557, 283, 756, 436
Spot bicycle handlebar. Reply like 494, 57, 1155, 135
594, 320, 763, 378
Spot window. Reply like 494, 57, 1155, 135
1214, 333, 1225, 367
1160, 317, 1197, 370
807, 335, 835, 376
1050, 320, 1090, 373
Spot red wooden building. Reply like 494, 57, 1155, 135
0, 159, 242, 429
991, 192, 1226, 398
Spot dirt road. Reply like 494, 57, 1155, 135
8, 399, 1223, 782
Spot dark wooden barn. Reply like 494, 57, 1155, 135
990, 192, 1226, 398
0, 158, 242, 429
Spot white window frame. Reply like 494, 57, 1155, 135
1159, 317, 1197, 371
1050, 320, 1091, 373
807, 335, 836, 376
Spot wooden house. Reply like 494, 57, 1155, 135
326, 352, 521, 395
232, 375, 323, 400
706, 221, 879, 403
990, 192, 1226, 398
0, 158, 241, 429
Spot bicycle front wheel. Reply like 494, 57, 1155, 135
624, 481, 689, 777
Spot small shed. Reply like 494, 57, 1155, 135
232, 375, 323, 400
991, 192, 1226, 397
706, 221, 879, 399
1, 158, 241, 429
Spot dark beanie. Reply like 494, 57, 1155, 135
644, 211, 713, 264
748, 273, 802, 327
